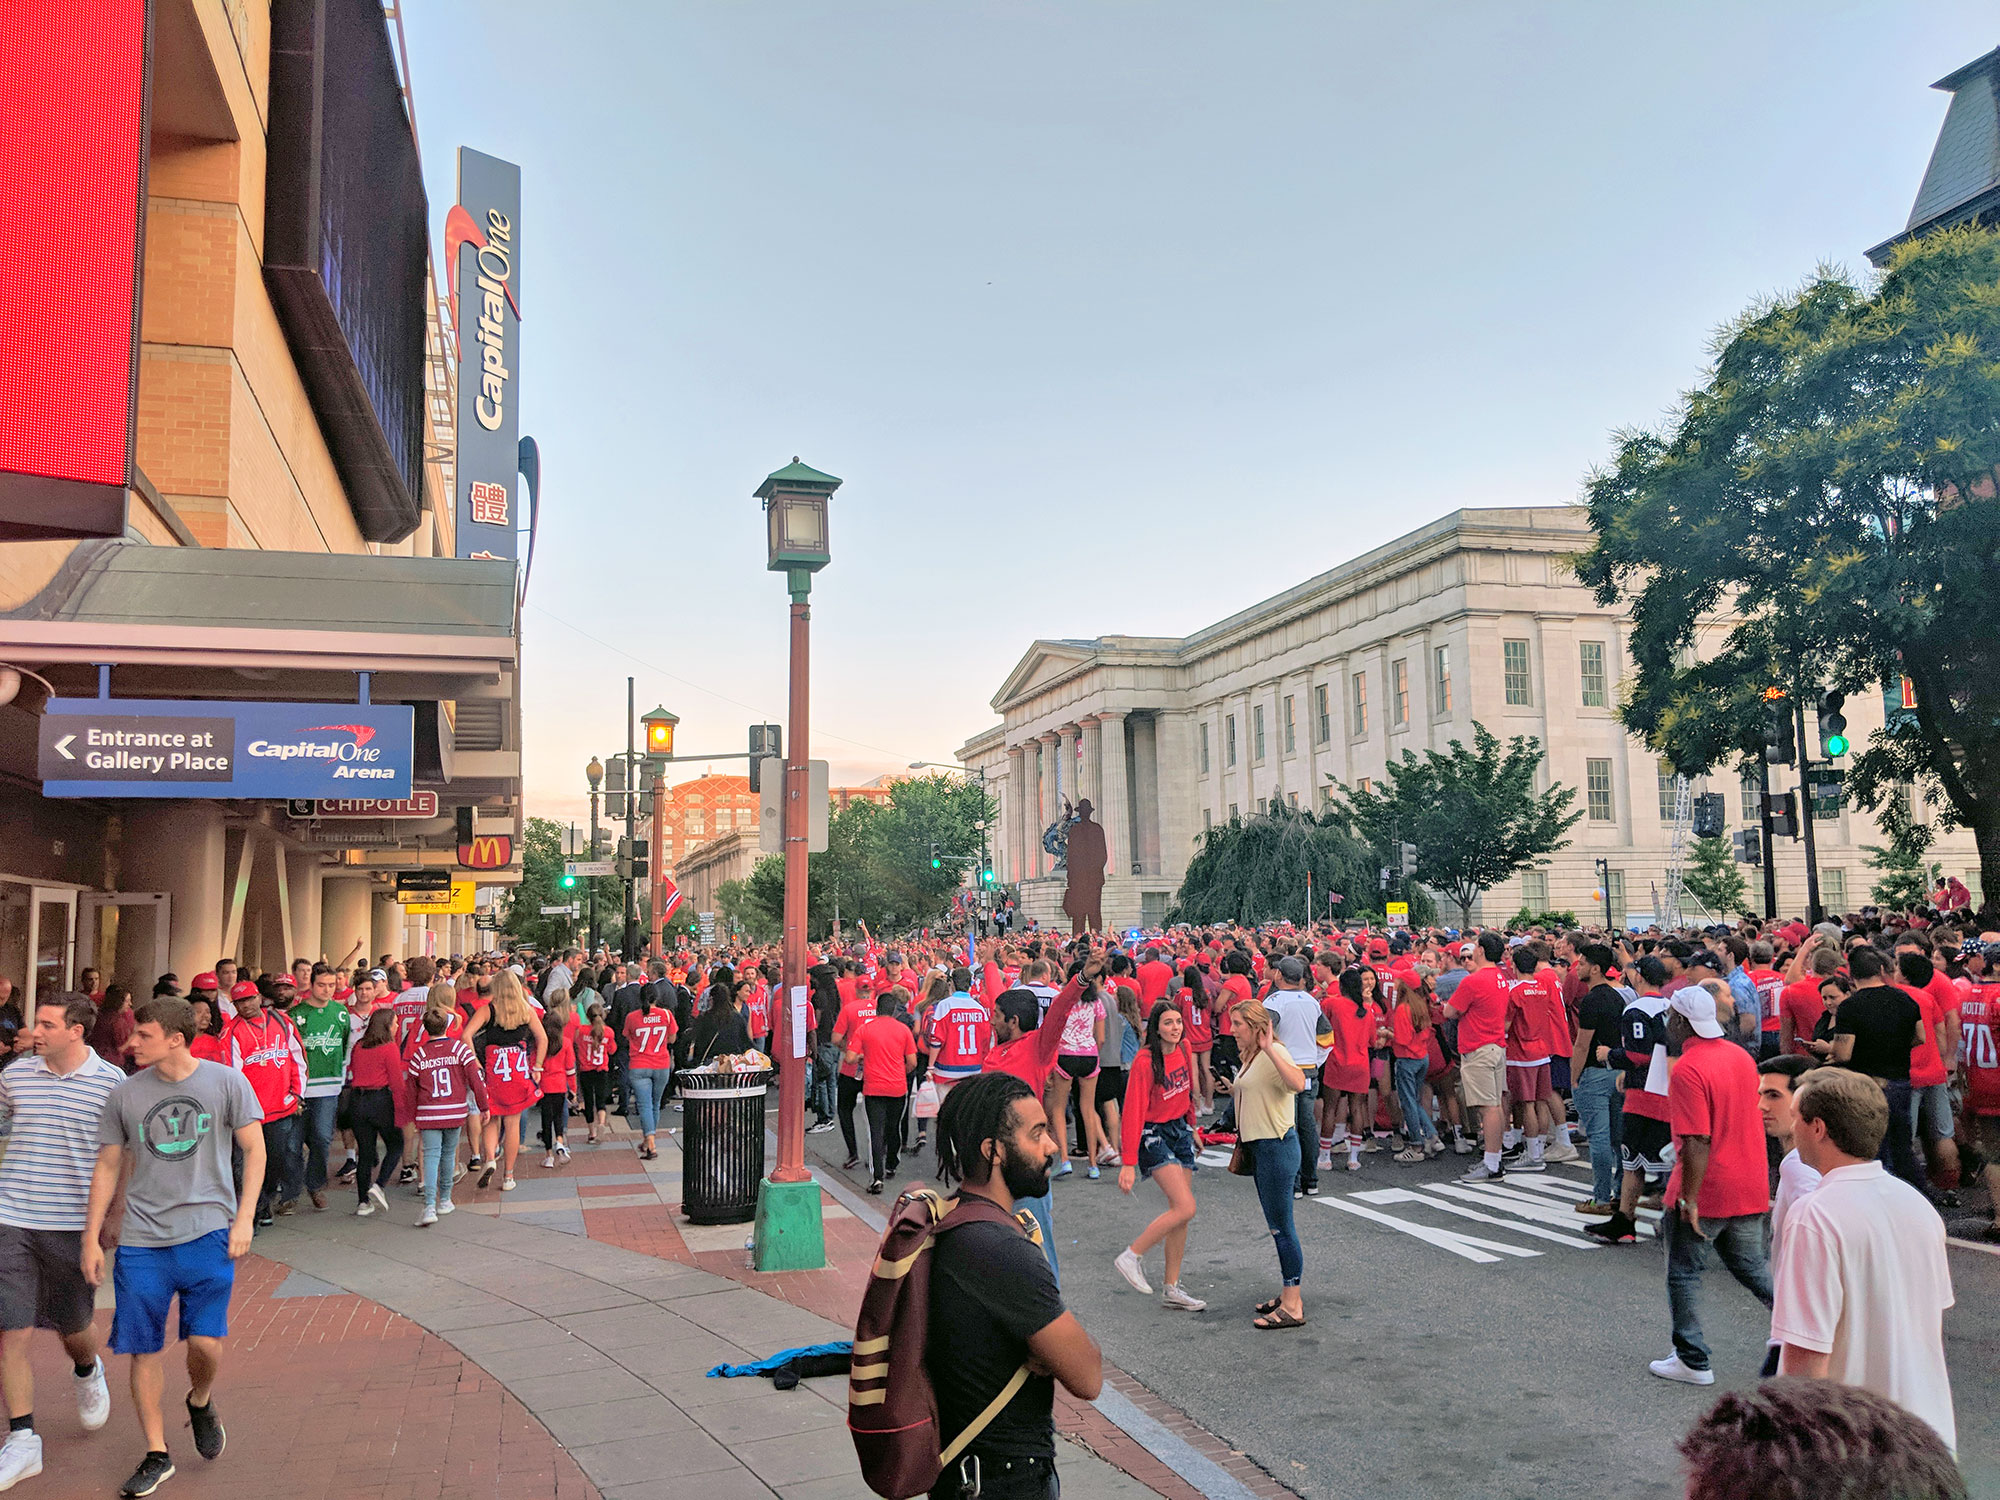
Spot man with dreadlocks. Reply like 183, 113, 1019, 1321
927, 1073, 1102, 1500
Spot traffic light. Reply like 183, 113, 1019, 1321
561, 871, 577, 889
615, 836, 649, 882
1818, 691, 1849, 758
929, 841, 941, 870
748, 724, 782, 792
1732, 828, 1763, 865
1399, 842, 1418, 877
605, 755, 627, 819
1764, 696, 1796, 767
981, 864, 994, 885
1766, 792, 1798, 840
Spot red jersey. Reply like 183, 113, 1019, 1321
834, 999, 875, 1079
623, 1006, 678, 1071
1118, 1040, 1196, 1162
1778, 978, 1825, 1055
406, 1036, 489, 1128
223, 1011, 305, 1122
1135, 961, 1174, 1009
391, 985, 431, 1043
1908, 978, 1953, 1090
1747, 967, 1787, 1034
1450, 966, 1509, 1052
926, 994, 992, 1077
1390, 1002, 1431, 1061
1504, 974, 1558, 1064
1959, 981, 2000, 1116
540, 1034, 574, 1096
854, 1015, 918, 1096
744, 984, 772, 1039
576, 1026, 612, 1073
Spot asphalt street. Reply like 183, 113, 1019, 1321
800, 1109, 2000, 1500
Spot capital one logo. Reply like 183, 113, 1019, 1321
245, 723, 393, 781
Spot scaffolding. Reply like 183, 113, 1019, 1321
1661, 773, 1692, 929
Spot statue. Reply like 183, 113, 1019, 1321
1062, 798, 1107, 936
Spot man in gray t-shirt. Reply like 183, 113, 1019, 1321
83, 997, 263, 1497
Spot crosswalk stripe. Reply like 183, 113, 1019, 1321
1351, 1187, 1600, 1250
1438, 1181, 1660, 1239
1316, 1195, 1542, 1264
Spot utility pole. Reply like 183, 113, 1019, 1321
1758, 758, 1778, 920
1795, 696, 1823, 925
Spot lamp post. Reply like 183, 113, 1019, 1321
585, 757, 603, 954
753, 458, 839, 1273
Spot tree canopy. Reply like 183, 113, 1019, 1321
502, 816, 621, 951
1323, 723, 1580, 926
1575, 225, 2000, 898
1168, 802, 1383, 927
1681, 834, 1752, 921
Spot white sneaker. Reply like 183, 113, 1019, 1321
75, 1355, 111, 1431
0, 1430, 42, 1490
1545, 1141, 1580, 1163
501, 1175, 517, 1191
1452, 1137, 1475, 1155
1113, 1248, 1153, 1296
1161, 1284, 1206, 1312
1648, 1354, 1714, 1386
417, 1207, 439, 1227
1511, 1157, 1548, 1174
555, 1144, 571, 1162
1460, 1163, 1505, 1183
355, 1201, 376, 1217
438, 1199, 456, 1216
367, 1184, 389, 1215
541, 1154, 556, 1169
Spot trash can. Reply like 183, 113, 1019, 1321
678, 1068, 775, 1224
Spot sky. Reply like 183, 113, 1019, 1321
395, 2, 1993, 830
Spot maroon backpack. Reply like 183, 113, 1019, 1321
848, 1186, 1043, 1499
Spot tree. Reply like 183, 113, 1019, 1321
1681, 835, 1752, 921
1576, 226, 2000, 897
1324, 723, 1581, 927
1862, 791, 1940, 911
1168, 802, 1378, 927
503, 817, 588, 951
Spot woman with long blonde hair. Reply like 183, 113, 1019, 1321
1231, 998, 1309, 1329
464, 969, 547, 1191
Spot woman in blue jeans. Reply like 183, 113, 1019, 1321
1229, 999, 1310, 1330
1389, 976, 1443, 1162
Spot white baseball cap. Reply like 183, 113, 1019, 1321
1667, 986, 1725, 1040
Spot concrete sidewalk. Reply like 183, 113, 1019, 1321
252, 1184, 1159, 1500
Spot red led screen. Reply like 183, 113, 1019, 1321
0, 1, 150, 497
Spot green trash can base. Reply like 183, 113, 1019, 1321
753, 1177, 827, 1271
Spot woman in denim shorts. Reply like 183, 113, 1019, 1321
1111, 1004, 1205, 1311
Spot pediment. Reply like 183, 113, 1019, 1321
993, 640, 1098, 711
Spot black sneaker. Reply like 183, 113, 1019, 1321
334, 1159, 358, 1182
121, 1452, 176, 1497
255, 1205, 274, 1228
842, 1157, 861, 1171
1584, 1212, 1637, 1244
867, 1179, 884, 1195
186, 1397, 224, 1460
1501, 1142, 1525, 1161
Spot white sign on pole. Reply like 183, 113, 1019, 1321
565, 860, 615, 878
539, 903, 580, 916
790, 984, 808, 1060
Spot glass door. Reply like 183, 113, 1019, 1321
28, 890, 76, 1009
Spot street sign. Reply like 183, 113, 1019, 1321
565, 860, 615, 878
288, 792, 438, 820
1809, 770, 1845, 822
402, 879, 475, 915
40, 697, 414, 799
539, 903, 580, 916
474, 912, 498, 930
395, 870, 453, 895
658, 875, 683, 923
458, 834, 513, 870
757, 758, 830, 853
1384, 901, 1410, 929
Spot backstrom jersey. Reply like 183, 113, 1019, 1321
1962, 981, 2000, 1116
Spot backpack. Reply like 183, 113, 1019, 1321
848, 1186, 1044, 1499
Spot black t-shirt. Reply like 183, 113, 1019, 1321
926, 1217, 1064, 1459
1617, 1000, 1669, 1092
1576, 984, 1625, 1068
1834, 985, 1921, 1081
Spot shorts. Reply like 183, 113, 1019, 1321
1549, 1056, 1572, 1094
1619, 1114, 1675, 1177
1094, 1066, 1127, 1108
1507, 1061, 1553, 1103
1136, 1117, 1199, 1179
110, 1228, 236, 1354
1369, 1057, 1390, 1087
1459, 1044, 1506, 1109
1057, 1054, 1099, 1082
0, 1224, 95, 1336
1912, 1082, 1954, 1140
1322, 1060, 1370, 1096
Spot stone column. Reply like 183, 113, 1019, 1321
1131, 716, 1162, 875
1057, 724, 1078, 817
1098, 710, 1131, 877
1037, 732, 1059, 877
369, 889, 399, 964
1006, 744, 1028, 883
320, 876, 372, 967
1154, 709, 1200, 888
120, 803, 226, 984
1080, 716, 1102, 814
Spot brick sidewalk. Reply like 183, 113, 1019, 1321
28, 1253, 597, 1500
459, 1115, 1291, 1500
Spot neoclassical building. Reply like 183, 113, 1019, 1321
959, 506, 1978, 932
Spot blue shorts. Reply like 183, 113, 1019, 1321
1137, 1117, 1200, 1180
110, 1228, 235, 1354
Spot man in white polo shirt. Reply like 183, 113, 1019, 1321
1773, 1066, 1957, 1452
0, 995, 123, 1489
1261, 957, 1328, 1199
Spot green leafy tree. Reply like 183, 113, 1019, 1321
716, 875, 779, 941
1575, 225, 2000, 896
1863, 792, 1941, 911
504, 817, 589, 951
1681, 835, 1752, 920
1325, 723, 1581, 927
1168, 802, 1378, 926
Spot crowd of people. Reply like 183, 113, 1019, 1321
0, 892, 1985, 1496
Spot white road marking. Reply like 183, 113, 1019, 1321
1316, 1195, 1541, 1264
1352, 1187, 1599, 1250
1438, 1181, 1660, 1239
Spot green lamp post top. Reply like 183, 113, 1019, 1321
755, 459, 842, 498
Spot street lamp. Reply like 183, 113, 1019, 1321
753, 458, 841, 1273
642, 707, 679, 761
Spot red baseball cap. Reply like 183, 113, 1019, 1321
1367, 939, 1390, 958
192, 972, 219, 991
230, 980, 259, 1001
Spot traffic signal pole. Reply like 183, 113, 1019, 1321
623, 677, 638, 959
1758, 758, 1778, 920
1795, 697, 1823, 925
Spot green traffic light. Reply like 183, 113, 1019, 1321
1826, 734, 1849, 756
561, 873, 577, 888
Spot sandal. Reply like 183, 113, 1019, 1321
1255, 1297, 1283, 1317
1253, 1307, 1306, 1331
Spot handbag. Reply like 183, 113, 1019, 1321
1228, 1141, 1254, 1175
911, 1077, 941, 1120
333, 1084, 356, 1132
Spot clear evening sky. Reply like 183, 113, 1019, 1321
397, 3, 1993, 830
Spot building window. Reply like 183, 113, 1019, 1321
1203, 808, 1212, 831
1282, 695, 1296, 754
1580, 641, 1608, 708
1288, 791, 1300, 808
1392, 659, 1410, 726
1657, 759, 1682, 823
1606, 869, 1626, 930
1521, 870, 1548, 909
1586, 758, 1614, 822
1823, 867, 1847, 912
1253, 705, 1266, 763
1350, 672, 1369, 736
686, 810, 706, 835
1199, 721, 1210, 776
1355, 777, 1372, 796
1225, 715, 1237, 766
1315, 684, 1331, 743
1228, 803, 1239, 821
1741, 768, 1759, 823
1434, 645, 1451, 714
1256, 797, 1267, 815
1503, 639, 1532, 706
